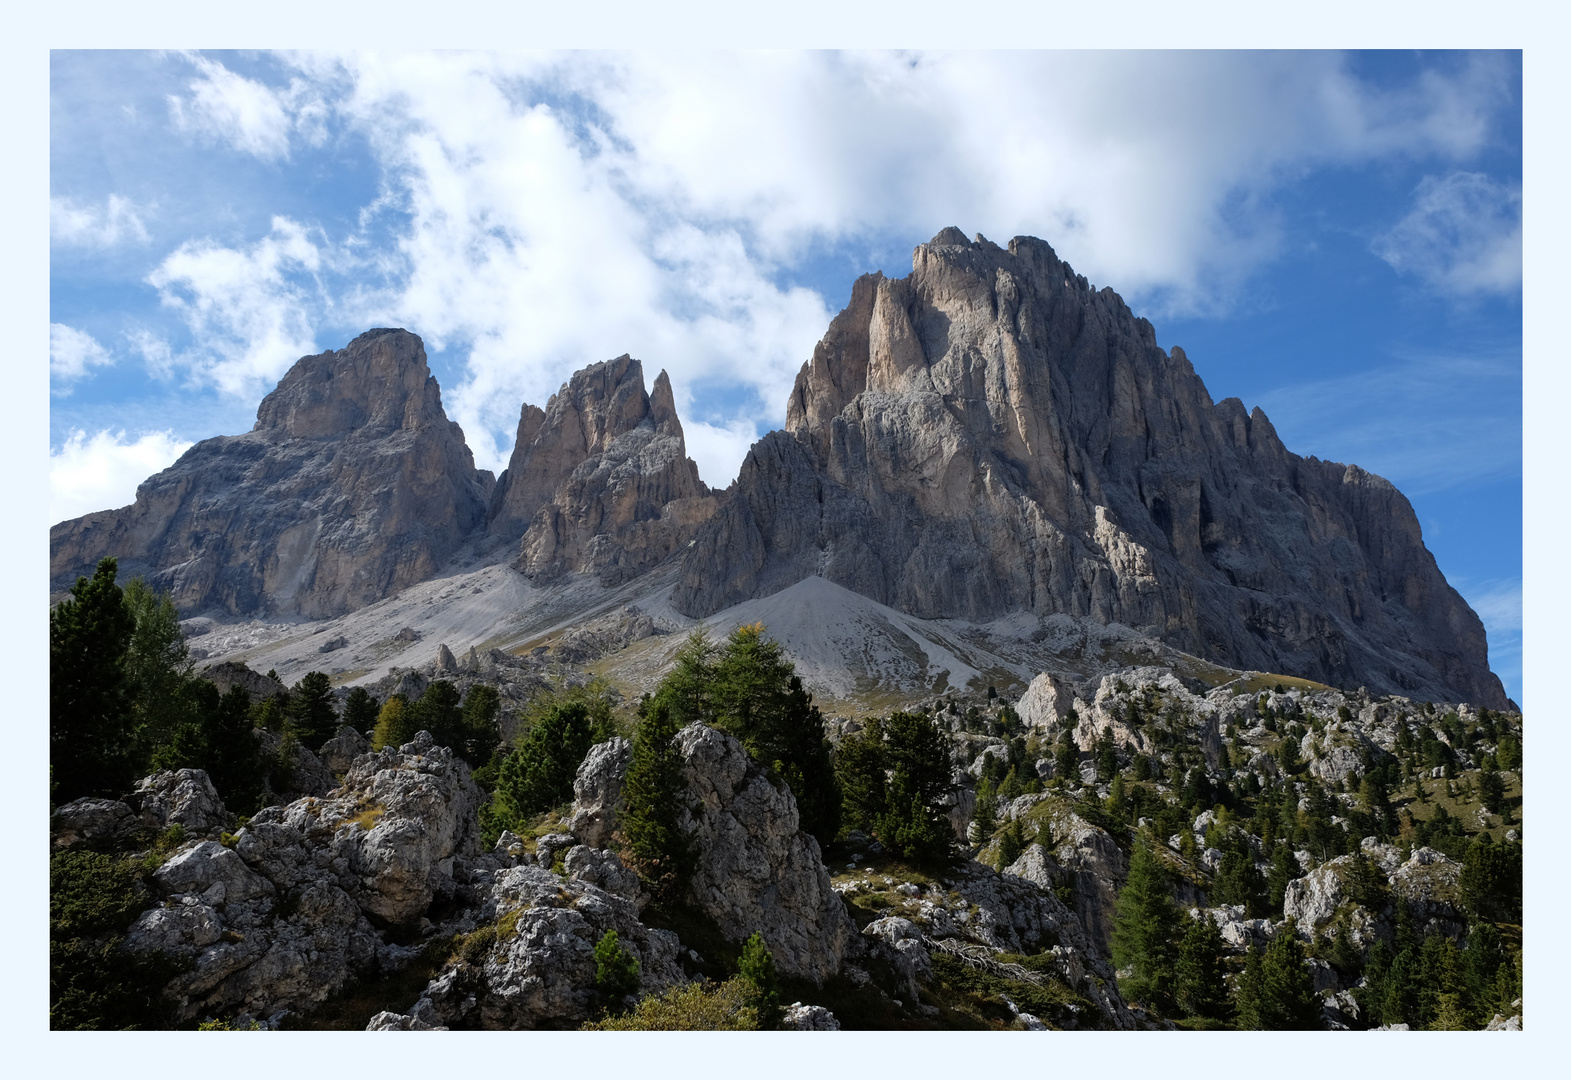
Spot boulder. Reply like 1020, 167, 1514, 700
131, 769, 229, 834
781, 1003, 841, 1031
318, 724, 371, 775
51, 797, 139, 849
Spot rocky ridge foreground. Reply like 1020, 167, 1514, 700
50, 231, 1509, 709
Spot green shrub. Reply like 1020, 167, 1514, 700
581, 978, 759, 1030
593, 930, 642, 1010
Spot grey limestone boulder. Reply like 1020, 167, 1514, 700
51, 797, 139, 849
131, 769, 229, 834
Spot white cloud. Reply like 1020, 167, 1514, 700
135, 51, 1515, 483
167, 54, 296, 160
1373, 172, 1522, 296
50, 194, 150, 247
49, 323, 114, 385
49, 428, 193, 525
684, 417, 765, 491
146, 216, 324, 395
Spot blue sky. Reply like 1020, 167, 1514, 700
48, 50, 1522, 703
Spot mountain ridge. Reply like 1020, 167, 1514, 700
49, 231, 1509, 709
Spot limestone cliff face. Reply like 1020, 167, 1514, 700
673, 228, 1508, 708
49, 329, 492, 618
490, 355, 719, 586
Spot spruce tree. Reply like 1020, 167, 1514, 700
1110, 836, 1181, 1014
619, 701, 692, 900
835, 718, 889, 833
1175, 913, 1229, 1021
50, 557, 138, 800
1096, 725, 1118, 782
201, 684, 265, 813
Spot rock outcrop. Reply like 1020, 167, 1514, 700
487, 355, 719, 585
675, 723, 857, 982
50, 329, 492, 618
671, 229, 1508, 708
116, 733, 486, 1022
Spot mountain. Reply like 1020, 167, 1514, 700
670, 229, 1508, 709
48, 232, 1509, 709
50, 329, 492, 619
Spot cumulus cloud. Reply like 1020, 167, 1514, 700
50, 323, 114, 386
1373, 172, 1522, 295
146, 216, 324, 395
127, 51, 1517, 483
50, 194, 150, 247
49, 428, 193, 525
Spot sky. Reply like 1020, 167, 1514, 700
48, 49, 1523, 703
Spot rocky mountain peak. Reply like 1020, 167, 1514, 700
253, 328, 448, 439
675, 229, 1508, 708
50, 329, 491, 619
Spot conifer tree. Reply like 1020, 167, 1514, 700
50, 557, 138, 800
1110, 836, 1181, 1014
619, 701, 692, 900
994, 816, 1025, 870
410, 679, 463, 751
457, 683, 502, 768
971, 776, 997, 841
495, 700, 594, 818
1175, 913, 1229, 1021
593, 929, 642, 1013
738, 932, 783, 1030
1258, 922, 1322, 1029
1096, 725, 1118, 782
287, 671, 339, 752
121, 576, 194, 770
1055, 735, 1079, 787
371, 694, 412, 750
342, 687, 380, 735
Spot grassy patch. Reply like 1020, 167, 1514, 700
344, 802, 386, 832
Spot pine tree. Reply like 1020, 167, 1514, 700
456, 683, 502, 767
1105, 773, 1129, 822
1096, 725, 1118, 782
1233, 945, 1266, 1029
994, 817, 1025, 870
1257, 924, 1323, 1029
971, 776, 997, 841
1175, 913, 1229, 1021
342, 687, 380, 735
1110, 837, 1181, 1014
618, 701, 692, 900
738, 932, 783, 1030
592, 929, 642, 1013
495, 701, 594, 818
835, 718, 889, 833
1054, 735, 1079, 787
120, 576, 194, 771
200, 684, 265, 813
410, 680, 463, 752
287, 671, 339, 752
707, 624, 840, 844
50, 557, 138, 800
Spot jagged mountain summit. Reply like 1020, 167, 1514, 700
48, 231, 1509, 708
671, 229, 1508, 709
